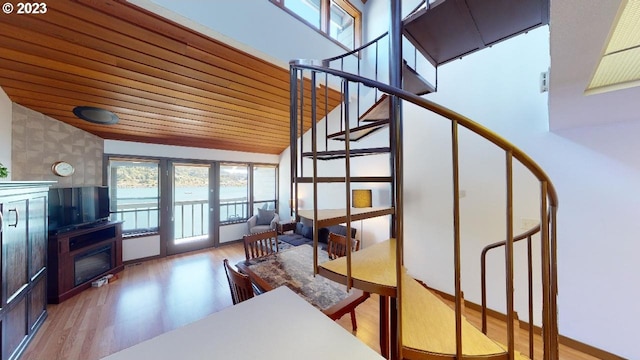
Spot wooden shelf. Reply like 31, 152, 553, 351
297, 207, 394, 228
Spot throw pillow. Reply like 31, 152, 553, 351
257, 208, 275, 225
301, 224, 314, 239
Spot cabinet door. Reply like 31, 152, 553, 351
28, 273, 47, 332
28, 195, 47, 280
3, 296, 28, 360
2, 199, 28, 304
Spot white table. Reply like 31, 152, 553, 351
102, 286, 384, 360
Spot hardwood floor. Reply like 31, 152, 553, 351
24, 242, 597, 360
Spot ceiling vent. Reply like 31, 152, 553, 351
73, 106, 119, 125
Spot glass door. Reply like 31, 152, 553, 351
167, 162, 214, 255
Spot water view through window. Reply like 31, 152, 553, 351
108, 157, 277, 249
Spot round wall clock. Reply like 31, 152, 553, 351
52, 161, 75, 177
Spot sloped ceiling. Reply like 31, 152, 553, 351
0, 0, 342, 154
549, 0, 640, 130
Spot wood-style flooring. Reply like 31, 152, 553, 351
23, 242, 598, 360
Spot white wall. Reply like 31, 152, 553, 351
0, 87, 12, 180
133, 0, 363, 68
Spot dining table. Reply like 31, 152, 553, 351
236, 244, 370, 323
102, 286, 383, 360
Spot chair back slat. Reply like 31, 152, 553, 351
243, 230, 279, 260
327, 232, 360, 260
224, 259, 254, 305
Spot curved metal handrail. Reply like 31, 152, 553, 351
323, 31, 389, 64
290, 61, 558, 206
480, 224, 541, 360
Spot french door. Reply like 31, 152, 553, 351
166, 162, 215, 255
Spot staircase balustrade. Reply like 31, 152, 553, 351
290, 61, 558, 360
290, 1, 556, 358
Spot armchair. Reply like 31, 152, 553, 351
247, 208, 280, 234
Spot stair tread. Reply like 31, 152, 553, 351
402, 271, 512, 357
358, 62, 435, 124
318, 239, 529, 358
319, 238, 397, 296
301, 147, 390, 160
403, 0, 549, 66
327, 120, 390, 141
360, 95, 390, 123
294, 176, 393, 183
297, 207, 395, 229
403, 60, 435, 95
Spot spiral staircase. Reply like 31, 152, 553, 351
289, 1, 557, 359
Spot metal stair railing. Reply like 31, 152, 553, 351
482, 225, 542, 360
290, 61, 558, 360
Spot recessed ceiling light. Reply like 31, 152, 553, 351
72, 106, 119, 125
586, 0, 640, 95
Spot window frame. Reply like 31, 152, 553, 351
270, 0, 362, 51
104, 154, 279, 237
107, 157, 161, 236
251, 164, 279, 216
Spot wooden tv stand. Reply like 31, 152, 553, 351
47, 221, 124, 304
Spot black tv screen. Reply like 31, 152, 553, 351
48, 186, 110, 232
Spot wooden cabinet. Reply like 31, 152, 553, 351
47, 221, 123, 304
0, 181, 53, 360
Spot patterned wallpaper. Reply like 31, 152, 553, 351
11, 104, 104, 187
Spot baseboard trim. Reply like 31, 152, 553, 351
422, 285, 626, 360
558, 335, 626, 360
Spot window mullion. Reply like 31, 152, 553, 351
321, 0, 330, 34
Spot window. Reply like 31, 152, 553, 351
272, 0, 361, 50
220, 164, 249, 223
329, 1, 356, 49
253, 165, 278, 213
108, 159, 160, 234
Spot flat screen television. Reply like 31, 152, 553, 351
48, 186, 110, 233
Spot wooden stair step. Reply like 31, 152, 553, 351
326, 119, 390, 142
403, 0, 550, 67
297, 207, 395, 229
402, 60, 435, 96
360, 95, 390, 123
319, 238, 397, 296
358, 62, 434, 125
301, 147, 390, 160
294, 176, 392, 183
318, 239, 530, 359
402, 270, 516, 359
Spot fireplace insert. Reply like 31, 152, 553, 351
74, 244, 112, 287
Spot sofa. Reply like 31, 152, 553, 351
278, 222, 357, 249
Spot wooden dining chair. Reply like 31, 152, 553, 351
327, 232, 360, 260
223, 259, 255, 305
326, 232, 362, 331
243, 229, 279, 261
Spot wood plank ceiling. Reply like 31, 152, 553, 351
0, 0, 342, 155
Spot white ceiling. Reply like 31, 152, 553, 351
549, 0, 640, 130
